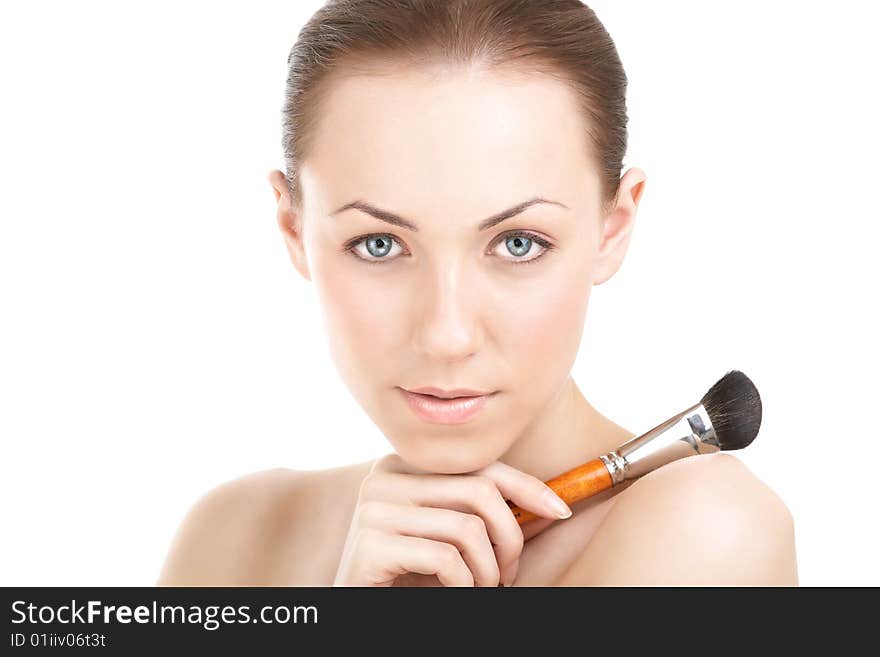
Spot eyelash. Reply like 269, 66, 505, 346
343, 231, 556, 267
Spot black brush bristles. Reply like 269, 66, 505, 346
699, 370, 762, 450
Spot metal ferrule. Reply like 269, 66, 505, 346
599, 402, 720, 485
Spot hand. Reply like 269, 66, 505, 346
332, 453, 572, 587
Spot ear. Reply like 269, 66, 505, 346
592, 167, 646, 286
268, 169, 311, 281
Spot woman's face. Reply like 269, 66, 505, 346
276, 62, 640, 474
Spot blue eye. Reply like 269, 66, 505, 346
345, 233, 406, 264
343, 231, 555, 266
492, 231, 554, 265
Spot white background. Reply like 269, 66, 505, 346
1, 1, 877, 586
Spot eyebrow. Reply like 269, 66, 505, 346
330, 196, 569, 232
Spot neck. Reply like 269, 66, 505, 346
498, 375, 624, 483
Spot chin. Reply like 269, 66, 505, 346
396, 441, 502, 475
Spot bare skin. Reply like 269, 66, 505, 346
158, 61, 798, 586
157, 400, 798, 586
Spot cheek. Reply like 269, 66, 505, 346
500, 269, 591, 366
489, 263, 592, 415
311, 256, 407, 392
320, 268, 393, 341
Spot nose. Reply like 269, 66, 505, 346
413, 261, 482, 362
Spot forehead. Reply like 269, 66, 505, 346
302, 63, 598, 213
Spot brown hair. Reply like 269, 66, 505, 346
280, 0, 628, 214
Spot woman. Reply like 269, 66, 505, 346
158, 0, 797, 586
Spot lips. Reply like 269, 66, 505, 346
406, 386, 493, 399
399, 387, 497, 424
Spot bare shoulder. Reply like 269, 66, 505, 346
156, 461, 373, 586
554, 453, 799, 586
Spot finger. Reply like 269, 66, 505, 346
357, 501, 500, 586
365, 455, 569, 575
473, 460, 572, 521
355, 528, 474, 587
364, 455, 519, 582
370, 454, 571, 521
364, 472, 524, 574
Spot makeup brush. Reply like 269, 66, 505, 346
506, 370, 763, 525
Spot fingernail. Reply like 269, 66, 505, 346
542, 487, 572, 519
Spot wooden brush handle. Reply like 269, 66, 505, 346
506, 457, 613, 525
